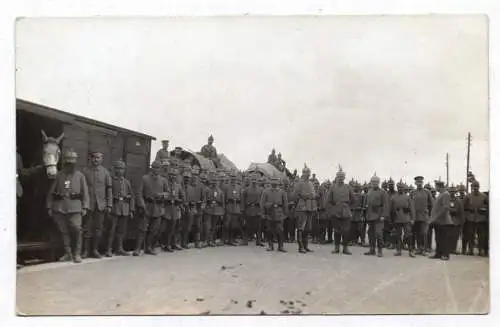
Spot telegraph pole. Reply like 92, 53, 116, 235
446, 152, 449, 187
466, 132, 471, 194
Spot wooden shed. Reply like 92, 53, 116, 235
16, 99, 156, 262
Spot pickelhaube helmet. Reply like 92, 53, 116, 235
370, 172, 380, 183
388, 178, 395, 185
471, 180, 480, 188
208, 134, 214, 141
302, 163, 310, 174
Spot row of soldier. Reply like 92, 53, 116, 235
46, 150, 489, 264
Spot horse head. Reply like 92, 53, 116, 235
41, 130, 64, 179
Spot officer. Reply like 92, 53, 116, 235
385, 179, 397, 249
204, 176, 225, 246
429, 180, 454, 260
448, 185, 464, 255
293, 164, 315, 253
325, 167, 354, 254
82, 151, 113, 259
364, 174, 389, 257
390, 182, 415, 257
463, 180, 489, 256
242, 176, 264, 246
425, 187, 438, 253
135, 160, 169, 256
105, 160, 135, 257
155, 139, 170, 164
261, 178, 289, 252
350, 183, 365, 246
46, 150, 89, 263
163, 168, 185, 252
182, 172, 206, 249
284, 178, 296, 243
410, 176, 434, 255
223, 174, 244, 246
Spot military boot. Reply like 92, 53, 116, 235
194, 233, 202, 249
394, 241, 402, 256
181, 233, 190, 249
256, 232, 264, 247
303, 232, 313, 252
73, 234, 83, 263
297, 230, 306, 253
342, 243, 352, 255
91, 236, 102, 259
377, 247, 383, 257
81, 238, 91, 259
277, 232, 286, 252
133, 233, 144, 256
116, 237, 130, 256
332, 244, 340, 254
59, 247, 73, 262
266, 232, 275, 251
409, 248, 416, 258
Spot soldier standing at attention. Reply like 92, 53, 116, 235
410, 176, 434, 255
325, 167, 354, 255
350, 183, 365, 246
293, 164, 315, 253
162, 168, 184, 252
261, 178, 288, 252
47, 150, 89, 263
428, 180, 454, 260
425, 187, 438, 253
135, 160, 169, 256
447, 185, 464, 255
311, 179, 321, 244
267, 149, 277, 165
316, 180, 329, 244
155, 139, 170, 165
242, 176, 264, 246
223, 174, 244, 246
390, 182, 415, 257
105, 160, 135, 257
82, 151, 113, 259
182, 172, 206, 249
364, 174, 388, 257
463, 180, 489, 256
285, 178, 297, 243
385, 179, 397, 249
204, 176, 225, 246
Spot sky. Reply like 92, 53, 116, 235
15, 16, 489, 188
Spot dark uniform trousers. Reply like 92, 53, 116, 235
296, 211, 313, 250
425, 223, 437, 251
412, 221, 428, 251
461, 221, 473, 254
266, 219, 284, 243
182, 206, 202, 246
394, 223, 413, 251
137, 214, 162, 252
435, 225, 453, 258
223, 213, 240, 244
333, 216, 351, 247
83, 210, 106, 244
53, 213, 83, 255
163, 206, 181, 249
106, 214, 129, 251
203, 214, 222, 244
284, 215, 296, 242
366, 220, 384, 251
450, 223, 462, 254
247, 214, 263, 244
350, 220, 365, 244
463, 221, 488, 255
312, 211, 321, 243
383, 220, 395, 248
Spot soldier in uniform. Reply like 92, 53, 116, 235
135, 160, 169, 256
105, 160, 135, 257
463, 181, 489, 256
425, 187, 438, 253
82, 151, 113, 258
385, 179, 397, 249
428, 180, 454, 260
311, 179, 321, 244
410, 176, 434, 255
364, 174, 389, 257
293, 164, 315, 253
448, 185, 465, 255
47, 150, 89, 263
200, 135, 220, 166
261, 178, 289, 252
223, 175, 244, 246
204, 176, 225, 246
316, 180, 329, 244
162, 168, 185, 252
350, 183, 365, 246
242, 176, 264, 246
267, 149, 277, 165
325, 168, 354, 255
155, 139, 170, 165
182, 172, 206, 249
284, 178, 296, 243
390, 182, 415, 257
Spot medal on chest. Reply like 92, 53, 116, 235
450, 202, 455, 208
64, 180, 71, 189
214, 192, 218, 197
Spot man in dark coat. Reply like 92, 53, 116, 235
223, 175, 244, 246
293, 165, 316, 253
162, 168, 185, 252
82, 151, 113, 258
47, 150, 89, 263
390, 182, 415, 257
105, 160, 135, 257
204, 176, 225, 246
182, 172, 206, 249
242, 177, 264, 246
155, 139, 170, 165
410, 176, 434, 255
261, 178, 289, 252
448, 185, 465, 255
429, 180, 454, 260
385, 179, 397, 249
364, 174, 389, 257
463, 180, 489, 256
350, 183, 365, 246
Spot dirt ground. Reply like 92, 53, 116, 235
16, 243, 489, 315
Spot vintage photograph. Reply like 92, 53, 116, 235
15, 16, 489, 315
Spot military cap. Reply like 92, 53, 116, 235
458, 183, 466, 191
434, 180, 445, 187
208, 134, 214, 141
414, 176, 424, 181
448, 185, 457, 192
169, 168, 179, 175
151, 160, 162, 168
424, 183, 432, 190
302, 163, 311, 174
183, 170, 192, 178
175, 146, 183, 151
336, 166, 346, 178
471, 180, 480, 187
63, 149, 78, 163
113, 159, 126, 169
89, 150, 103, 155
162, 139, 169, 143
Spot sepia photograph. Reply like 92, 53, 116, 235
14, 15, 489, 316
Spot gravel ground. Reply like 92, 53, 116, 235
16, 243, 489, 315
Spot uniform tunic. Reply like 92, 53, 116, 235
200, 144, 218, 160
293, 179, 316, 212
430, 192, 453, 225
260, 188, 289, 221
325, 184, 354, 219
410, 188, 433, 222
351, 192, 364, 222
449, 197, 465, 226
83, 165, 113, 211
111, 176, 135, 217
225, 184, 243, 215
164, 181, 184, 220
242, 186, 263, 217
389, 193, 413, 224
463, 192, 489, 222
205, 186, 225, 216
365, 188, 389, 221
155, 148, 170, 164
137, 174, 169, 218
47, 170, 90, 214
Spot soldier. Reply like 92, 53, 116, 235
284, 178, 297, 243
135, 160, 169, 256
428, 180, 454, 260
325, 167, 354, 255
276, 153, 286, 171
390, 182, 415, 257
223, 175, 244, 246
410, 176, 434, 255
364, 174, 389, 257
311, 173, 319, 185
204, 176, 225, 246
162, 168, 185, 252
267, 148, 278, 165
261, 178, 289, 252
350, 183, 365, 246
311, 179, 321, 244
155, 139, 170, 165
46, 150, 89, 263
242, 176, 264, 246
82, 151, 113, 259
463, 181, 489, 256
385, 179, 397, 249
293, 164, 315, 253
448, 185, 465, 255
181, 172, 206, 249
316, 180, 329, 244
425, 187, 438, 253
105, 160, 135, 257
200, 135, 220, 167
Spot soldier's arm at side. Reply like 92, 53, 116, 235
283, 192, 289, 216
127, 180, 135, 213
105, 169, 113, 209
409, 197, 416, 222
382, 191, 389, 219
137, 176, 146, 209
81, 173, 90, 211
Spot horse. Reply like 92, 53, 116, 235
41, 130, 64, 179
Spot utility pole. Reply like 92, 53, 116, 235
466, 132, 471, 194
446, 152, 449, 187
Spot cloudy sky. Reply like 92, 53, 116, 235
15, 16, 489, 188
